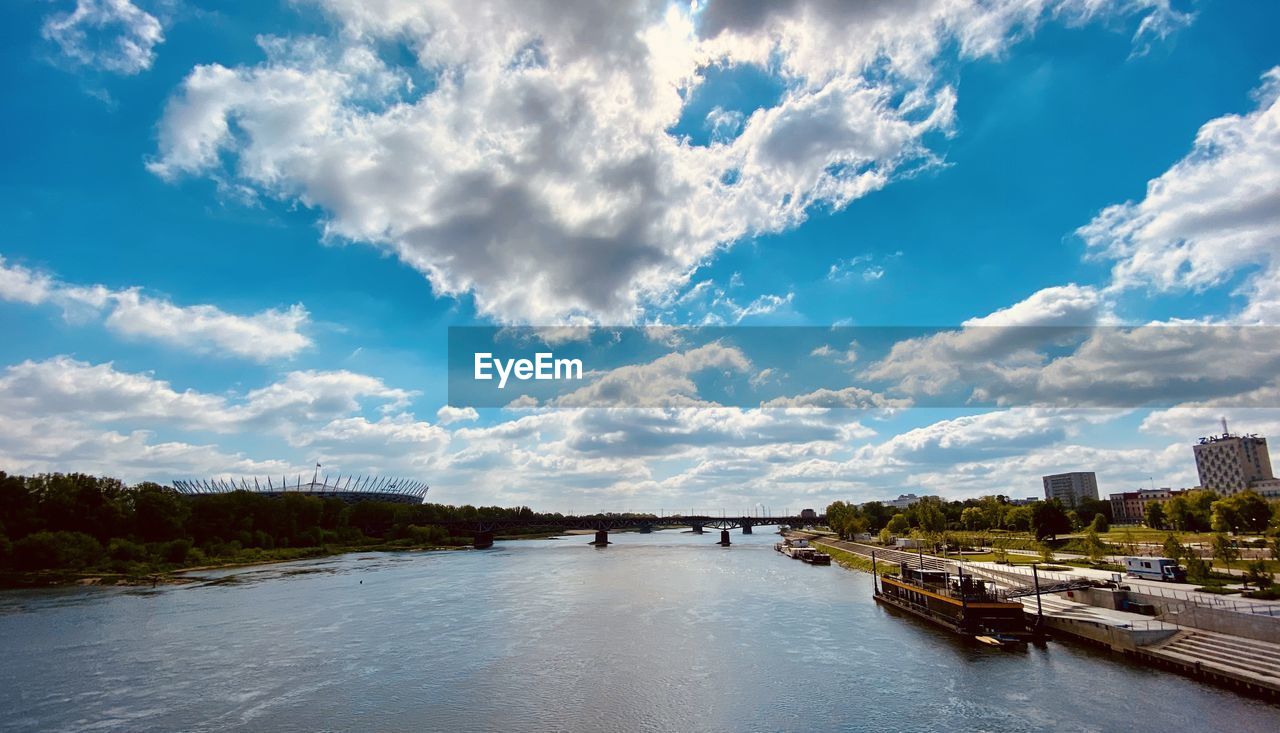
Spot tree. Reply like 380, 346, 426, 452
1162, 534, 1184, 563
961, 507, 986, 531
886, 513, 910, 535
1066, 510, 1082, 531
1144, 501, 1166, 530
1031, 500, 1072, 540
826, 501, 869, 540
1244, 560, 1273, 590
1165, 489, 1218, 532
1082, 528, 1107, 563
977, 496, 1006, 530
1210, 491, 1272, 534
1211, 532, 1239, 574
992, 537, 1008, 564
1038, 542, 1055, 563
909, 497, 947, 534
878, 527, 893, 546
1089, 513, 1109, 533
1004, 506, 1033, 532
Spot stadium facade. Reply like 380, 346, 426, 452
172, 474, 428, 505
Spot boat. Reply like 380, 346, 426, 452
775, 537, 810, 557
873, 559, 1032, 645
801, 550, 831, 565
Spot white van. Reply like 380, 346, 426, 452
1124, 556, 1186, 582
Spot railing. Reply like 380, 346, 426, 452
965, 561, 1280, 617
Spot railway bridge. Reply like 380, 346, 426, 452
450, 514, 825, 548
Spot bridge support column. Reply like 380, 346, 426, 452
719, 529, 731, 546
691, 524, 703, 534
591, 530, 610, 546
742, 521, 752, 534
473, 531, 494, 549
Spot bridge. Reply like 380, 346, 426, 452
449, 514, 825, 548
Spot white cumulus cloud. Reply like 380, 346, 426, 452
41, 0, 164, 75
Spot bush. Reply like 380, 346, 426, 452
1243, 559, 1273, 589
108, 538, 148, 563
162, 538, 193, 564
12, 531, 103, 570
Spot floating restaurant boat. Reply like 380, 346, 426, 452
872, 557, 1032, 646
774, 538, 830, 565
800, 550, 831, 565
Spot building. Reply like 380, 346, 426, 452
1041, 472, 1099, 508
173, 474, 429, 505
1008, 497, 1040, 506
884, 493, 924, 510
1193, 430, 1274, 495
1109, 488, 1184, 524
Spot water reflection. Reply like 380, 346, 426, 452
1, 529, 1276, 732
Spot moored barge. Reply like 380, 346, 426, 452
873, 559, 1032, 645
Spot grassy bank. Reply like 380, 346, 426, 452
0, 541, 465, 589
811, 540, 891, 576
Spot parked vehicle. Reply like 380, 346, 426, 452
1124, 556, 1187, 582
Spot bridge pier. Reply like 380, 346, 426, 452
473, 531, 494, 549
691, 524, 703, 534
591, 530, 610, 546
719, 529, 731, 546
742, 521, 752, 534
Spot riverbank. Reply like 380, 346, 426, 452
0, 541, 468, 590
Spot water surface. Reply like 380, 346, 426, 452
2, 529, 1277, 732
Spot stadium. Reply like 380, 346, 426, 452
172, 473, 428, 505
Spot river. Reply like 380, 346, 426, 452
1, 529, 1277, 732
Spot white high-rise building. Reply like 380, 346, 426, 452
1041, 472, 1099, 508
1193, 430, 1274, 495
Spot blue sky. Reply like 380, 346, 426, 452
2, 0, 1279, 512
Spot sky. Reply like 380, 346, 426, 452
2, 0, 1279, 514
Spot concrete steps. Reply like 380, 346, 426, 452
1152, 630, 1280, 683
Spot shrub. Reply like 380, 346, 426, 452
108, 538, 148, 563
12, 531, 103, 570
162, 538, 193, 564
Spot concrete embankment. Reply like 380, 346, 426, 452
799, 532, 1280, 699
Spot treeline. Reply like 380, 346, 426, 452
827, 489, 1280, 542
825, 494, 1112, 541
1141, 489, 1273, 533
0, 472, 577, 579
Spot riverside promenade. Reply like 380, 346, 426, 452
798, 533, 1280, 699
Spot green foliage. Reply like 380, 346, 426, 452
1003, 506, 1033, 532
960, 507, 986, 531
1144, 501, 1165, 529
1162, 533, 1185, 562
1089, 513, 1109, 533
1185, 554, 1212, 582
878, 527, 892, 546
1031, 499, 1072, 540
1211, 532, 1239, 571
886, 514, 910, 535
907, 497, 947, 534
1164, 489, 1219, 532
1244, 560, 1273, 589
825, 501, 868, 540
1210, 491, 1271, 534
1082, 528, 1107, 562
1038, 542, 1055, 562
12, 531, 103, 570
108, 538, 148, 564
0, 470, 576, 580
